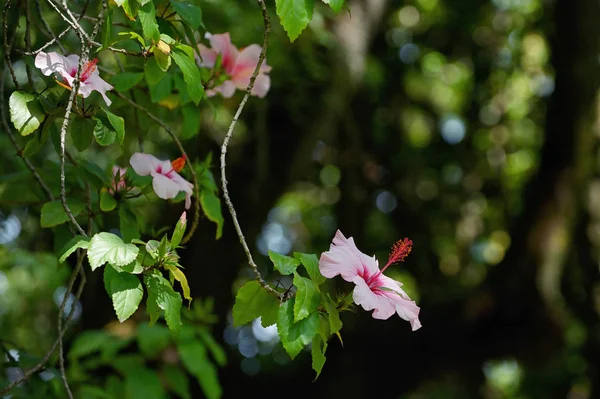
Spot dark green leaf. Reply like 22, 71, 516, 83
293, 273, 320, 322
162, 366, 191, 399
137, 324, 171, 357
144, 273, 183, 331
23, 121, 50, 157
323, 294, 342, 335
93, 117, 116, 146
294, 252, 326, 284
110, 72, 144, 92
68, 330, 112, 359
275, 0, 314, 42
40, 199, 85, 228
171, 46, 204, 105
177, 341, 221, 399
102, 8, 113, 48
123, 367, 165, 399
232, 280, 280, 327
70, 116, 95, 152
322, 0, 344, 12
200, 189, 223, 239
119, 203, 140, 243
181, 104, 201, 139
198, 329, 227, 367
144, 57, 166, 85
311, 334, 327, 379
269, 250, 300, 275
100, 191, 117, 212
138, 1, 161, 43
277, 298, 319, 359
149, 74, 173, 103
170, 1, 204, 29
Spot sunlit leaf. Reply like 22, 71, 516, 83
58, 235, 89, 263
88, 232, 139, 270
165, 264, 192, 305
9, 91, 45, 136
293, 273, 320, 322
144, 273, 182, 331
269, 250, 300, 275
294, 252, 325, 284
232, 280, 280, 327
275, 0, 314, 42
106, 268, 143, 322
138, 1, 160, 43
277, 298, 319, 359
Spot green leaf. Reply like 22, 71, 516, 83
294, 252, 325, 284
70, 116, 95, 152
171, 212, 187, 248
102, 8, 113, 48
170, 1, 204, 29
68, 330, 112, 359
100, 191, 117, 212
293, 273, 320, 322
40, 199, 85, 228
153, 46, 172, 72
277, 298, 319, 359
165, 264, 192, 305
171, 46, 204, 105
311, 334, 327, 379
322, 0, 344, 12
138, 1, 160, 43
269, 250, 300, 275
80, 159, 112, 187
232, 280, 280, 327
177, 341, 222, 399
144, 273, 183, 331
123, 367, 165, 399
88, 232, 139, 270
162, 366, 191, 399
9, 91, 45, 136
144, 57, 166, 85
106, 268, 143, 322
23, 121, 50, 157
58, 235, 89, 263
92, 117, 116, 146
118, 31, 145, 46
104, 109, 125, 145
110, 72, 144, 92
137, 324, 171, 357
181, 104, 201, 139
119, 204, 140, 243
149, 74, 172, 103
323, 294, 342, 335
275, 0, 314, 42
198, 329, 227, 367
200, 189, 223, 239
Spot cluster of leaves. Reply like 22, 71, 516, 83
59, 213, 190, 331
232, 252, 349, 378
67, 299, 225, 399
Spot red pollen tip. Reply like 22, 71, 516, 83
171, 156, 186, 172
387, 238, 413, 266
81, 58, 98, 81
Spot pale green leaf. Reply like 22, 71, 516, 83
144, 273, 183, 331
100, 191, 117, 212
58, 235, 89, 263
87, 232, 139, 270
269, 250, 300, 275
9, 91, 45, 136
275, 0, 314, 42
292, 273, 320, 322
165, 264, 192, 305
277, 298, 319, 359
107, 269, 143, 322
294, 252, 325, 284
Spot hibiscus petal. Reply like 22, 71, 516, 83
35, 51, 73, 83
83, 73, 114, 105
319, 230, 379, 282
129, 153, 162, 176
206, 32, 239, 74
213, 80, 236, 98
250, 74, 270, 98
231, 44, 270, 85
352, 277, 396, 320
152, 173, 182, 200
197, 44, 217, 68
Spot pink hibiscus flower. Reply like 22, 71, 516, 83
319, 230, 422, 331
34, 51, 113, 106
196, 32, 271, 98
129, 153, 193, 209
109, 166, 128, 194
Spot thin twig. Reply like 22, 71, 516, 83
24, 0, 35, 88
114, 91, 201, 243
35, 0, 67, 53
3, 0, 19, 88
219, 0, 280, 297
